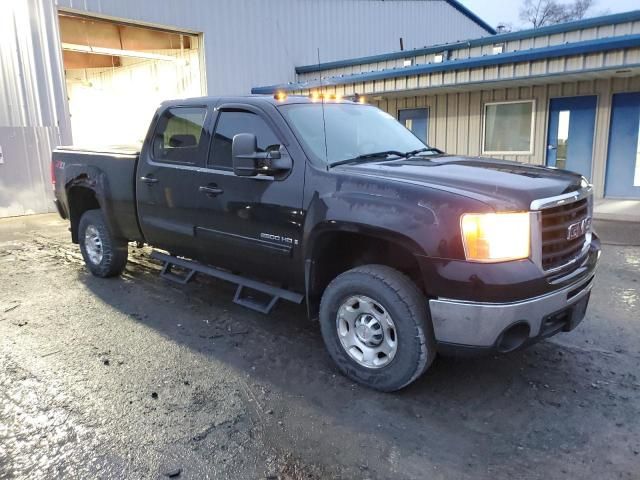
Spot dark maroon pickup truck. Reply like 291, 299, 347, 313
52, 95, 600, 391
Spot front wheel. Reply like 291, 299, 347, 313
78, 209, 128, 278
319, 265, 436, 392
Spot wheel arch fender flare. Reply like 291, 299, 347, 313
304, 220, 427, 262
302, 220, 429, 320
64, 166, 120, 242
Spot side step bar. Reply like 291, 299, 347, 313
150, 250, 304, 314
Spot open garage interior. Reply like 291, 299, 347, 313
59, 12, 205, 147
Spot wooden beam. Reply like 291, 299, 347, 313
63, 50, 121, 69
59, 14, 192, 51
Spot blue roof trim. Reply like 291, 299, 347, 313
298, 62, 640, 100
252, 34, 640, 94
444, 0, 496, 35
295, 10, 640, 74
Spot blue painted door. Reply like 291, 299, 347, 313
399, 108, 429, 145
546, 96, 597, 180
605, 92, 640, 199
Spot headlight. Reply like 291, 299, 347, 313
461, 212, 530, 262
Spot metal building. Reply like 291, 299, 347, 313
254, 11, 640, 220
0, 0, 493, 217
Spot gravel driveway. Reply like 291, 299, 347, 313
1, 214, 639, 479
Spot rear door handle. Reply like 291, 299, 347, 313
140, 175, 159, 184
199, 185, 224, 197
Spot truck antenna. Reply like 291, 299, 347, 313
317, 47, 329, 169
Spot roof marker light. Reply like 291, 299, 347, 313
308, 92, 345, 102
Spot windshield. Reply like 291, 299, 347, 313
279, 103, 431, 165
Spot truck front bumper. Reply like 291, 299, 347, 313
429, 247, 599, 354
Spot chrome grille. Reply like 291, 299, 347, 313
540, 197, 589, 271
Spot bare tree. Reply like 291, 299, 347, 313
520, 0, 594, 28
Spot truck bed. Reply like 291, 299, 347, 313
56, 144, 142, 156
53, 146, 143, 242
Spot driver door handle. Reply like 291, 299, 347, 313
140, 175, 159, 184
199, 185, 224, 197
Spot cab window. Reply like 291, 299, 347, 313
209, 110, 280, 170
152, 107, 208, 165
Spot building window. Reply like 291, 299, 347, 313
635, 120, 640, 186
483, 100, 535, 154
555, 110, 571, 170
398, 108, 429, 144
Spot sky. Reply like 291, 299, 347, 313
458, 0, 640, 31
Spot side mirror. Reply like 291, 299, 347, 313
232, 133, 260, 177
232, 133, 292, 177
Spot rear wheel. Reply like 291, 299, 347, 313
78, 209, 128, 277
319, 264, 436, 392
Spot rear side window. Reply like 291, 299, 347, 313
152, 107, 207, 164
209, 110, 280, 169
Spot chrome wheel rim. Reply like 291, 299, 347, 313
84, 225, 104, 265
336, 295, 397, 369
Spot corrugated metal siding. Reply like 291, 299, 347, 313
54, 0, 490, 95
0, 0, 488, 217
285, 45, 640, 97
297, 19, 640, 81
0, 0, 71, 217
373, 76, 640, 198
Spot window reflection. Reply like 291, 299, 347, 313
635, 119, 640, 187
556, 110, 570, 170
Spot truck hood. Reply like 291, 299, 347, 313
337, 155, 586, 211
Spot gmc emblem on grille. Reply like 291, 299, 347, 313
567, 216, 591, 241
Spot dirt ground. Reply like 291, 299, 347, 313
0, 214, 639, 480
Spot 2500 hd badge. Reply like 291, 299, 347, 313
260, 232, 299, 245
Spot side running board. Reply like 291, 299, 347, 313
150, 250, 304, 314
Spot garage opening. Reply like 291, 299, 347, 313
58, 12, 204, 147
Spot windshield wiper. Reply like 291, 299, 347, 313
329, 147, 444, 168
330, 150, 406, 168
403, 147, 444, 156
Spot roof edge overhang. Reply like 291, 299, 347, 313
363, 64, 640, 98
253, 34, 640, 94
444, 0, 496, 35
295, 10, 640, 75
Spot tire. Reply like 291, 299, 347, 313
319, 265, 436, 392
78, 209, 128, 278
